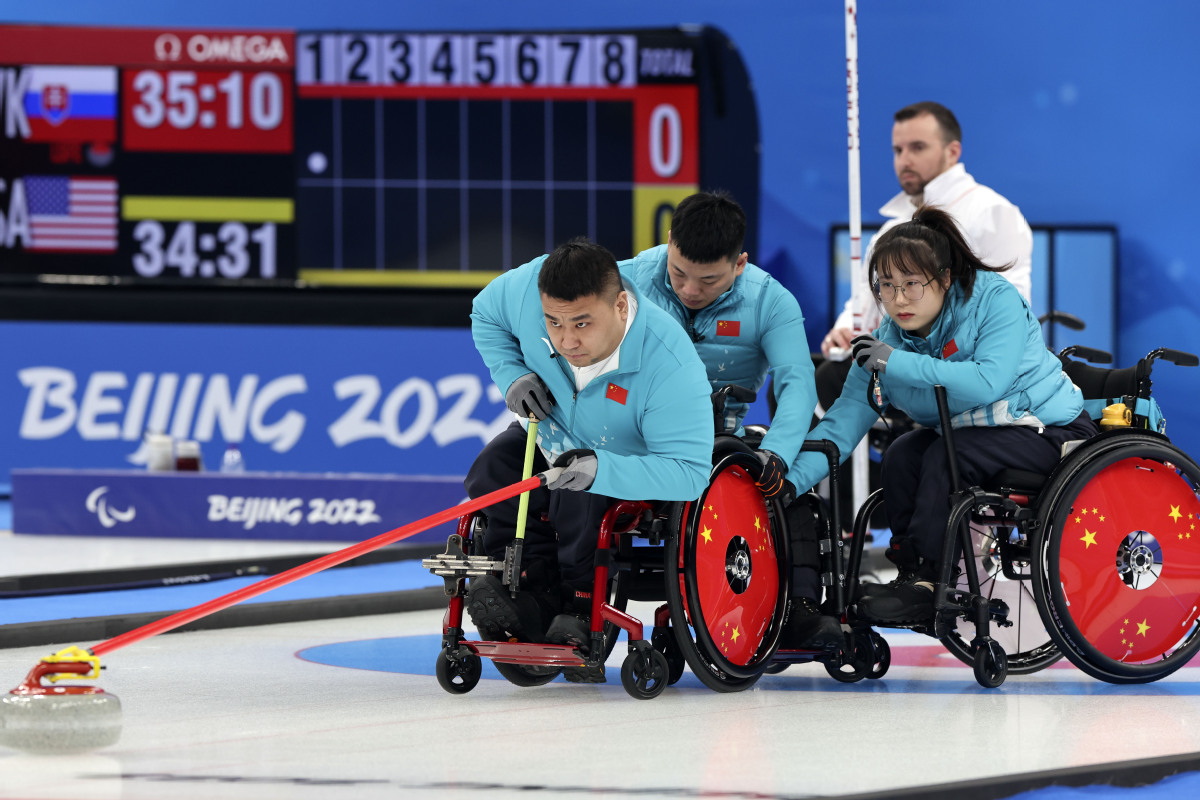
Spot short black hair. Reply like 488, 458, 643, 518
669, 191, 746, 263
894, 101, 962, 146
537, 237, 622, 302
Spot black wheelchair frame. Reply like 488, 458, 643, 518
842, 345, 1200, 688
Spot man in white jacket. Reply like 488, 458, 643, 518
821, 101, 1032, 360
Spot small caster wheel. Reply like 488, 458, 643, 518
824, 658, 867, 683
621, 648, 670, 699
436, 648, 482, 694
866, 631, 891, 680
651, 626, 686, 685
763, 662, 790, 675
973, 640, 1008, 689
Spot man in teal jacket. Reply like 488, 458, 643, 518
619, 191, 841, 652
466, 237, 713, 680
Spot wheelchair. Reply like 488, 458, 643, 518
843, 344, 1200, 688
423, 385, 889, 698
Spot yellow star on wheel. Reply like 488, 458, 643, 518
1080, 529, 1097, 548
1075, 516, 1082, 524
700, 526, 713, 544
1120, 628, 1125, 634
1099, 515, 1106, 522
1092, 507, 1099, 515
731, 626, 740, 643
1137, 619, 1151, 637
1169, 505, 1183, 522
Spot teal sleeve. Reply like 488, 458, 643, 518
754, 282, 818, 486
884, 289, 1025, 410
588, 362, 714, 501
791, 362, 880, 491
470, 263, 538, 395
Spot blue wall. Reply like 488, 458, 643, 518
6, 0, 1199, 456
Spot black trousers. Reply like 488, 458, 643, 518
881, 413, 1097, 562
464, 422, 614, 589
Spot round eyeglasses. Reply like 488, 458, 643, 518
873, 273, 941, 304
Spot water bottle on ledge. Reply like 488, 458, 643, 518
220, 443, 245, 474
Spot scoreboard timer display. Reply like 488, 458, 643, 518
0, 24, 759, 288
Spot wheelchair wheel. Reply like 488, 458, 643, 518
651, 625, 687, 685
665, 450, 790, 693
972, 640, 1008, 689
435, 648, 482, 694
1032, 433, 1200, 683
939, 521, 1062, 674
865, 629, 891, 679
621, 648, 671, 699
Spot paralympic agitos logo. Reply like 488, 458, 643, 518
86, 486, 137, 528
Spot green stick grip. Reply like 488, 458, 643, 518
513, 416, 539, 542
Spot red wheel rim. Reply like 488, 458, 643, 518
688, 465, 778, 666
1057, 457, 1200, 663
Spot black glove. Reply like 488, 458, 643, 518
851, 334, 893, 374
755, 449, 791, 499
504, 372, 553, 420
548, 449, 598, 491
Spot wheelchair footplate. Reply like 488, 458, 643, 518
427, 524, 673, 699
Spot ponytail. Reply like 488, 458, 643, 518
870, 205, 1010, 300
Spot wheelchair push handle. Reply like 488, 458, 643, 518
1058, 345, 1113, 364
1038, 310, 1086, 332
713, 383, 757, 406
1151, 347, 1200, 368
712, 383, 757, 433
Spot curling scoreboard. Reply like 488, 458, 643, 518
0, 24, 759, 288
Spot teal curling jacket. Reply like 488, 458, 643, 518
471, 254, 715, 501
619, 244, 817, 490
794, 270, 1084, 490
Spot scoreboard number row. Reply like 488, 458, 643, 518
297, 33, 637, 88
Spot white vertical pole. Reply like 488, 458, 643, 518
845, 0, 871, 519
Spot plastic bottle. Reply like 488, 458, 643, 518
220, 443, 246, 473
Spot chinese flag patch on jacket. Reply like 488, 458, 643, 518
606, 382, 628, 405
716, 319, 741, 336
942, 339, 959, 359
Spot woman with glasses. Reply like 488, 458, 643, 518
792, 205, 1095, 624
